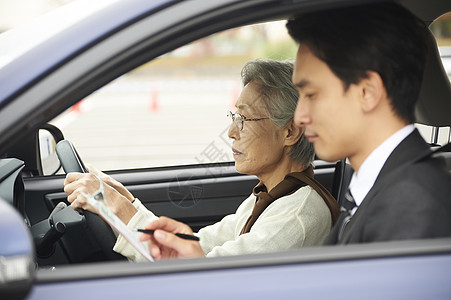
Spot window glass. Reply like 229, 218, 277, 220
49, 13, 451, 171
49, 21, 297, 171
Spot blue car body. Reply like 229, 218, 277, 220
0, 0, 450, 299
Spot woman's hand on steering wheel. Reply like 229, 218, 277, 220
64, 172, 137, 225
85, 164, 135, 203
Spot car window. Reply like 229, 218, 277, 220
48, 21, 297, 171
46, 13, 451, 172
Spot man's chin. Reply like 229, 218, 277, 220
314, 149, 344, 163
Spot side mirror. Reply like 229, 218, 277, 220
39, 128, 62, 176
6, 124, 64, 176
39, 124, 65, 176
0, 198, 35, 300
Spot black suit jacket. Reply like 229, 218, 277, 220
324, 129, 451, 245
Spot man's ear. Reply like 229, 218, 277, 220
284, 119, 304, 147
359, 71, 385, 113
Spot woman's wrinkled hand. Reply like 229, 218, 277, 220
86, 164, 135, 203
64, 172, 137, 224
64, 172, 103, 214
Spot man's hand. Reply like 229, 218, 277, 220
140, 216, 205, 260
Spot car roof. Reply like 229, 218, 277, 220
0, 0, 174, 106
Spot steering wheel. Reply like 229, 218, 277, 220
56, 140, 126, 261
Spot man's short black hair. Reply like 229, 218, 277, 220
286, 2, 429, 124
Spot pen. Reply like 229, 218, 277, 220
135, 229, 200, 241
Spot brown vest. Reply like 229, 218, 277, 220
240, 166, 340, 234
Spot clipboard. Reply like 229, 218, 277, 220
82, 178, 154, 262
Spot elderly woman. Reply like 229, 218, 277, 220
64, 59, 339, 261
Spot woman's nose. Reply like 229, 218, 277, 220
228, 122, 239, 140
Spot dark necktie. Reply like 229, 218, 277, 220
337, 189, 357, 241
323, 188, 357, 244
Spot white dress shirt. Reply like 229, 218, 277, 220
348, 125, 415, 213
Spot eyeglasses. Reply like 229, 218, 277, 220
227, 111, 269, 131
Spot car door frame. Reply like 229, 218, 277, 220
2, 0, 451, 295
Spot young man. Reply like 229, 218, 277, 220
287, 2, 451, 244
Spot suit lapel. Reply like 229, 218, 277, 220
339, 129, 431, 243
376, 129, 431, 180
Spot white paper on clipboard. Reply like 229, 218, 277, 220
82, 178, 154, 262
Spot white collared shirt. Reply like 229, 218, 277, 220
348, 124, 415, 213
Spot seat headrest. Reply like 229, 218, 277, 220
415, 28, 451, 127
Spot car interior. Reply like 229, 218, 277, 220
0, 0, 450, 276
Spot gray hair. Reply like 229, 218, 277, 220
241, 59, 314, 167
